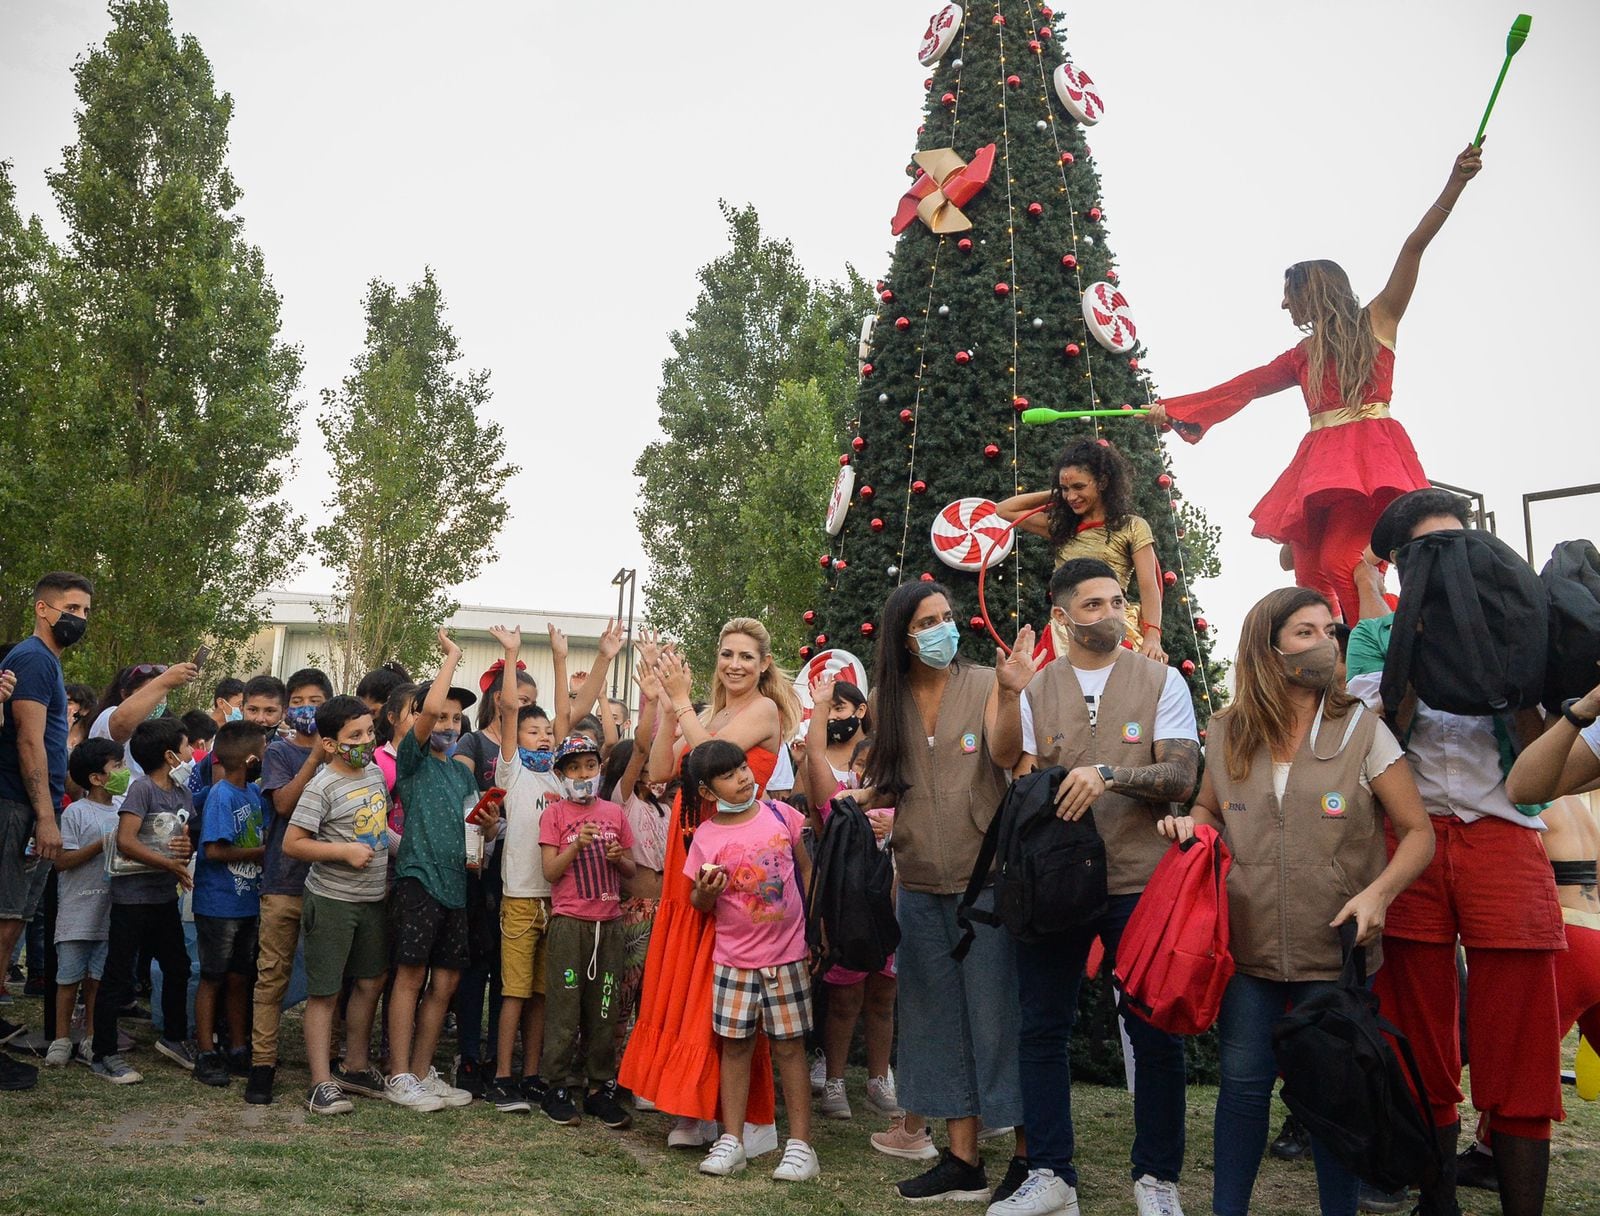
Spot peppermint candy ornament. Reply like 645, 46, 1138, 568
931, 497, 1015, 572
793, 648, 869, 712
918, 4, 963, 66
1052, 61, 1105, 125
1081, 281, 1138, 353
825, 464, 855, 537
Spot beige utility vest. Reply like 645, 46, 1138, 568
1210, 703, 1388, 981
1024, 650, 1175, 896
890, 662, 1010, 896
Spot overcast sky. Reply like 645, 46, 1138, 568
5, 1, 1596, 659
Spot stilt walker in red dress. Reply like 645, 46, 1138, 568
1148, 145, 1483, 623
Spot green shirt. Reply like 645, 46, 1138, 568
1345, 615, 1393, 680
393, 731, 478, 909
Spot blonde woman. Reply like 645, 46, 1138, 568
1148, 146, 1483, 625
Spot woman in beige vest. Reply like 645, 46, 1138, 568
1160, 587, 1433, 1216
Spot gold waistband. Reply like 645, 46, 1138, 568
1563, 904, 1600, 932
1309, 402, 1392, 431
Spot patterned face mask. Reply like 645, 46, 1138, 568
338, 742, 376, 769
429, 728, 460, 754
285, 704, 320, 735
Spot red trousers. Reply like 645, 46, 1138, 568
1289, 498, 1377, 624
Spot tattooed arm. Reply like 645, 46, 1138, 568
1112, 738, 1201, 805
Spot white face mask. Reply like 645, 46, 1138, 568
561, 775, 601, 802
168, 758, 195, 785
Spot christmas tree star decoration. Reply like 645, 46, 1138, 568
891, 144, 999, 235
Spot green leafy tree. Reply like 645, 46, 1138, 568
634, 203, 871, 662
814, 4, 1225, 718
0, 0, 303, 684
310, 270, 511, 688
0, 164, 55, 590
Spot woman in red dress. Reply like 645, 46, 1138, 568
618, 617, 802, 1151
1149, 145, 1483, 624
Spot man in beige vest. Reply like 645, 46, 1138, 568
989, 559, 1200, 1216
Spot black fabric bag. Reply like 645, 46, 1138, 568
952, 766, 1107, 959
1381, 528, 1548, 719
1541, 538, 1600, 712
1271, 926, 1441, 1193
804, 796, 900, 974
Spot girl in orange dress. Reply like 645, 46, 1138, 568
618, 617, 802, 1148
1149, 146, 1483, 624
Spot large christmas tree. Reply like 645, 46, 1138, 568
812, 1, 1223, 718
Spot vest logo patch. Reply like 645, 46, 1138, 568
1122, 722, 1143, 744
960, 732, 978, 754
1222, 800, 1246, 814
1321, 792, 1347, 817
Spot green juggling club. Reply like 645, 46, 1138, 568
1475, 14, 1532, 146
1021, 407, 1149, 425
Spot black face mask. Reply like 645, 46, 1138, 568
244, 757, 264, 783
826, 716, 861, 746
48, 609, 87, 649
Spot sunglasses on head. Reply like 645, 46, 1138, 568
129, 663, 168, 678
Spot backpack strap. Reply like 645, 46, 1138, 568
1381, 538, 1435, 722
951, 779, 1017, 962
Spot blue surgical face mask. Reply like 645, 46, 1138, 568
519, 747, 555, 773
910, 621, 961, 670
285, 704, 319, 735
715, 792, 758, 815
429, 728, 460, 753
225, 707, 243, 723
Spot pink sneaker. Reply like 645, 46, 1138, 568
871, 1114, 938, 1161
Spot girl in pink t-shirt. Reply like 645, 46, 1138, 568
684, 739, 820, 1183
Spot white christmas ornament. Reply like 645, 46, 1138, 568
918, 4, 963, 66
1052, 62, 1105, 125
931, 497, 1015, 572
794, 648, 869, 711
1081, 281, 1139, 353
825, 464, 855, 537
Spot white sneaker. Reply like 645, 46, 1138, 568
667, 1114, 710, 1149
44, 1038, 71, 1067
808, 1050, 827, 1095
633, 1093, 657, 1112
742, 1121, 779, 1157
420, 1065, 473, 1108
771, 1137, 821, 1182
978, 1121, 1016, 1141
71, 1040, 95, 1067
865, 1070, 900, 1115
1133, 1174, 1184, 1216
384, 1072, 444, 1112
698, 1133, 748, 1177
819, 1077, 852, 1119
988, 1168, 1079, 1216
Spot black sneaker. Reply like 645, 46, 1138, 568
583, 1081, 633, 1129
194, 1051, 231, 1087
992, 1156, 1030, 1204
225, 1048, 251, 1077
1455, 1145, 1498, 1192
1357, 1183, 1410, 1213
453, 1055, 486, 1100
896, 1149, 990, 1202
486, 1076, 532, 1114
0, 1050, 38, 1091
0, 1018, 26, 1046
118, 1001, 150, 1020
307, 1080, 354, 1116
542, 1084, 580, 1126
23, 975, 48, 998
244, 1064, 275, 1105
1269, 1113, 1312, 1162
519, 1074, 549, 1107
331, 1063, 386, 1099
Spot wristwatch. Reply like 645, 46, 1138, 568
1562, 698, 1598, 729
1094, 763, 1116, 788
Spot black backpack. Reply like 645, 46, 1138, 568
804, 796, 900, 973
1271, 927, 1440, 1193
952, 766, 1107, 960
1541, 539, 1600, 712
1381, 528, 1547, 719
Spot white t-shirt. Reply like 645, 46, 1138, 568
768, 743, 796, 792
1582, 718, 1600, 762
1021, 664, 1198, 754
495, 755, 561, 899
1269, 716, 1405, 801
89, 705, 144, 780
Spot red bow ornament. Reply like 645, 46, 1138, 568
891, 144, 997, 235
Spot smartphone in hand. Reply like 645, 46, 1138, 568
193, 644, 211, 670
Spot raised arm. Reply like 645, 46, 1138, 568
1146, 349, 1302, 443
488, 625, 524, 762
413, 629, 462, 744
1369, 145, 1482, 340
803, 676, 838, 808
659, 650, 778, 754
549, 625, 572, 740
994, 491, 1054, 538
569, 620, 624, 728
107, 662, 199, 743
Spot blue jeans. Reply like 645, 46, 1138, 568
1213, 973, 1359, 1216
1015, 891, 1187, 1185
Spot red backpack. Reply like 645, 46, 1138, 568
1112, 824, 1234, 1036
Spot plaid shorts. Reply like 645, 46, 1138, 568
711, 959, 813, 1041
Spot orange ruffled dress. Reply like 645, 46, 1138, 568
1160, 341, 1428, 548
618, 746, 778, 1124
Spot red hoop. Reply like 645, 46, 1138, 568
976, 503, 1049, 655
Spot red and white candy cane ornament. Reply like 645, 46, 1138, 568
1052, 62, 1105, 125
1081, 281, 1138, 353
918, 4, 963, 66
792, 648, 869, 713
825, 464, 855, 536
931, 497, 1015, 572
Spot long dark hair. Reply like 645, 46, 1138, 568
602, 738, 635, 802
1046, 439, 1136, 546
680, 738, 749, 846
862, 580, 953, 799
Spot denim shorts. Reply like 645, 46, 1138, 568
195, 913, 260, 980
895, 887, 1023, 1126
57, 938, 110, 984
0, 797, 52, 921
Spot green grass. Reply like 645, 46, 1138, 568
1, 996, 1595, 1216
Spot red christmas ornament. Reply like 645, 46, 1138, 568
1194, 617, 1210, 633
958, 238, 973, 252
1028, 39, 1042, 53
1027, 202, 1044, 217
1170, 499, 1179, 510
1006, 74, 1021, 89
895, 316, 911, 331
917, 124, 926, 135
835, 560, 848, 572
1041, 6, 1055, 19
819, 555, 832, 569
880, 289, 895, 303
1106, 269, 1119, 283
1061, 253, 1078, 269
859, 484, 875, 501
919, 573, 935, 583
955, 350, 972, 365
1129, 358, 1141, 371
1012, 395, 1030, 412
970, 616, 986, 630
1039, 25, 1052, 38
899, 408, 914, 424
1120, 403, 1135, 411
860, 622, 875, 637
994, 281, 1010, 296
803, 610, 816, 624
984, 443, 1000, 459
1200, 728, 1208, 742
1087, 206, 1102, 222
1060, 151, 1075, 166
1181, 659, 1197, 676
799, 645, 813, 660
992, 13, 1006, 24
1157, 473, 1172, 489
912, 479, 928, 495
851, 436, 866, 452
815, 634, 828, 646
942, 91, 957, 107
870, 517, 885, 532
1064, 342, 1081, 357
1162, 570, 1178, 588
923, 77, 933, 90
861, 362, 874, 376
838, 454, 850, 467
